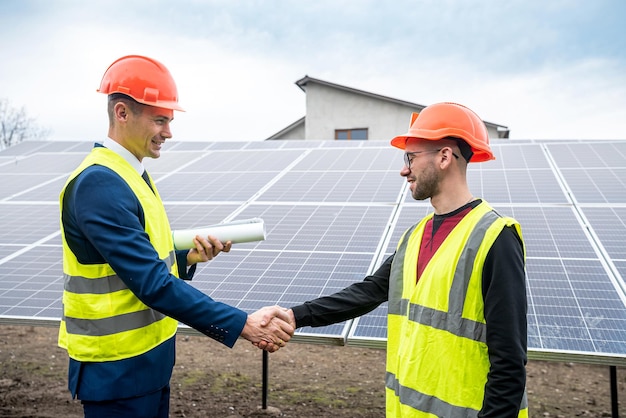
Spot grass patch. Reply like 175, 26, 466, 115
209, 372, 255, 393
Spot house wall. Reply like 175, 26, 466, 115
304, 83, 421, 141
487, 125, 499, 139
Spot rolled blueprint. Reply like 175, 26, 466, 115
172, 218, 266, 250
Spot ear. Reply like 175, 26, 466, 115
438, 147, 456, 168
113, 102, 129, 122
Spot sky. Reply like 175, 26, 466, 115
1, 0, 625, 142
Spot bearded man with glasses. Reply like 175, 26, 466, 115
264, 102, 528, 418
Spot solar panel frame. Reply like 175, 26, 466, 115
1, 139, 626, 366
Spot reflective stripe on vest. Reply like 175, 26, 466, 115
62, 251, 175, 337
65, 308, 167, 337
63, 252, 175, 295
386, 204, 528, 417
385, 372, 478, 418
385, 374, 528, 418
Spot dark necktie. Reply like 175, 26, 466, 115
141, 170, 154, 193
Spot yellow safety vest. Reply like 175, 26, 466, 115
58, 147, 179, 362
386, 202, 528, 417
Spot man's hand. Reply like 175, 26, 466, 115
241, 306, 295, 353
187, 234, 232, 265
254, 307, 296, 351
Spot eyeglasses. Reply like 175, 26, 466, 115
404, 148, 460, 168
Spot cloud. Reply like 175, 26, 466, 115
0, 0, 624, 142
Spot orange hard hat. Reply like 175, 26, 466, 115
97, 55, 184, 111
390, 102, 494, 162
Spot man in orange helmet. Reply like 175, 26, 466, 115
58, 55, 294, 418
267, 103, 528, 417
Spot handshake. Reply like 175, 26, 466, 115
240, 305, 296, 353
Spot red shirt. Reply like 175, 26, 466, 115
417, 204, 474, 281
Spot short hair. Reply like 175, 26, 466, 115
107, 93, 142, 126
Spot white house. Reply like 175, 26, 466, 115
267, 76, 509, 141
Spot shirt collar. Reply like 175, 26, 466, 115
102, 137, 144, 175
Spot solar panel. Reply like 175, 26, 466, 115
547, 142, 626, 204
0, 245, 63, 320
0, 203, 60, 244
1, 139, 626, 365
548, 142, 626, 168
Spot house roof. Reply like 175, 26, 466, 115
266, 116, 305, 140
295, 75, 429, 111
294, 75, 508, 131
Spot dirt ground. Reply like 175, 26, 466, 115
0, 325, 624, 418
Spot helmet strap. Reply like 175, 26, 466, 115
450, 137, 473, 162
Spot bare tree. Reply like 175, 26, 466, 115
0, 98, 50, 150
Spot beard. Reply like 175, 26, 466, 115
410, 162, 440, 201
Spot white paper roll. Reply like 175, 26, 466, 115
172, 218, 266, 250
